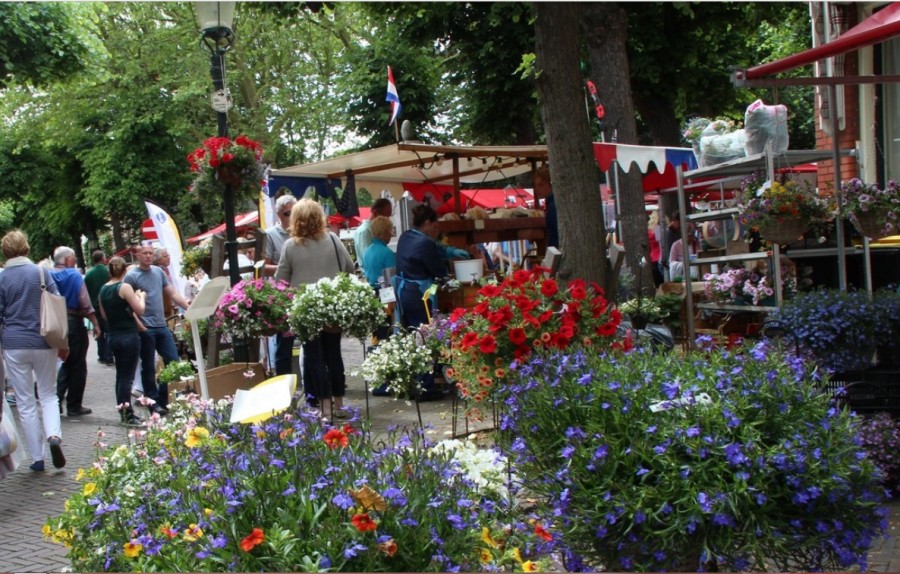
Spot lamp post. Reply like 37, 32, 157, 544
195, 2, 248, 361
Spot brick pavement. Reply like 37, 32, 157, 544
1, 337, 899, 572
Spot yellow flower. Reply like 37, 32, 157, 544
522, 560, 540, 572
481, 526, 499, 548
123, 540, 143, 558
42, 524, 51, 538
256, 429, 266, 439
183, 524, 204, 542
511, 547, 524, 563
83, 482, 97, 496
75, 468, 86, 481
184, 427, 210, 448
204, 508, 214, 517
479, 548, 493, 564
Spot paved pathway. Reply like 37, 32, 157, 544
0, 337, 898, 572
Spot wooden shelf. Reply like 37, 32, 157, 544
437, 216, 547, 252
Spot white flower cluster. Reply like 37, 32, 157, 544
431, 439, 514, 499
352, 330, 433, 395
287, 273, 386, 342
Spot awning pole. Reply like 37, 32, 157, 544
676, 165, 695, 346
827, 82, 848, 291
452, 155, 461, 214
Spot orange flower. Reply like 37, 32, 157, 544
377, 538, 398, 557
240, 528, 265, 552
534, 523, 553, 541
351, 512, 378, 532
323, 428, 349, 449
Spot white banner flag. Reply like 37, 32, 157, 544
144, 200, 188, 299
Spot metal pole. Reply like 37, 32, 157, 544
676, 165, 695, 345
211, 48, 247, 361
827, 82, 848, 291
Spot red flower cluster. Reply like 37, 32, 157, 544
351, 512, 378, 532
187, 135, 263, 172
448, 267, 623, 412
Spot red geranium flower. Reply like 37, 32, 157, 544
323, 428, 348, 449
240, 528, 265, 552
352, 513, 378, 532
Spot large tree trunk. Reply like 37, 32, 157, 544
534, 3, 607, 287
583, 2, 654, 299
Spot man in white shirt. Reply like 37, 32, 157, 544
353, 198, 393, 264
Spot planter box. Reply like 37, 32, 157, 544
170, 362, 267, 401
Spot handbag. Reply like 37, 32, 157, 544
0, 406, 17, 458
39, 266, 69, 349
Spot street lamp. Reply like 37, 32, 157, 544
195, 2, 248, 360
195, 2, 240, 288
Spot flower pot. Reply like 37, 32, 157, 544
851, 211, 890, 240
216, 165, 243, 187
322, 325, 343, 335
629, 315, 649, 330
757, 219, 806, 246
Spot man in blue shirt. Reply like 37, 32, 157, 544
51, 246, 100, 417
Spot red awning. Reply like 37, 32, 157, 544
187, 211, 259, 245
744, 3, 900, 79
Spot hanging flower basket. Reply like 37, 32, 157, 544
851, 211, 893, 240
187, 135, 264, 199
757, 219, 807, 246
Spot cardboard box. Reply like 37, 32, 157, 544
170, 362, 267, 401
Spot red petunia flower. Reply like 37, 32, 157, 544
479, 335, 497, 354
323, 428, 348, 449
508, 327, 527, 346
240, 528, 265, 552
478, 284, 502, 298
460, 331, 480, 350
352, 513, 378, 532
568, 279, 587, 300
540, 279, 559, 297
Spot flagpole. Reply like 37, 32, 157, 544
394, 120, 400, 143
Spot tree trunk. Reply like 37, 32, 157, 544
534, 2, 607, 287
582, 2, 653, 299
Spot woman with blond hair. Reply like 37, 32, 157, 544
276, 199, 355, 418
0, 230, 66, 471
98, 256, 146, 426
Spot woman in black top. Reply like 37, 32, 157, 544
98, 257, 146, 426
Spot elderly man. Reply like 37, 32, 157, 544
353, 197, 393, 263
264, 194, 301, 378
51, 246, 100, 417
125, 243, 192, 415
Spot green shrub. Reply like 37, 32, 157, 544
496, 340, 888, 571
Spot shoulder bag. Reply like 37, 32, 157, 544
39, 266, 69, 350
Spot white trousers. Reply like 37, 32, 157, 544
4, 348, 61, 463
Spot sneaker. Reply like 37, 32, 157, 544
122, 413, 144, 427
29, 460, 45, 472
67, 407, 92, 416
48, 437, 66, 469
149, 404, 169, 416
131, 389, 144, 399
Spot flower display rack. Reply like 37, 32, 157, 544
823, 369, 900, 419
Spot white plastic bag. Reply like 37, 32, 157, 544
699, 130, 748, 166
744, 99, 789, 156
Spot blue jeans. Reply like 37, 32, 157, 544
138, 326, 179, 408
109, 331, 140, 407
97, 315, 113, 363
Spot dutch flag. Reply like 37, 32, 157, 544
386, 65, 401, 126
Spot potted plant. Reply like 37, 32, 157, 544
446, 267, 624, 419
353, 329, 434, 398
214, 278, 294, 339
618, 297, 664, 329
180, 242, 212, 278
772, 288, 880, 373
738, 172, 832, 245
158, 359, 196, 386
840, 178, 900, 240
187, 135, 265, 200
287, 273, 386, 343
494, 342, 887, 571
